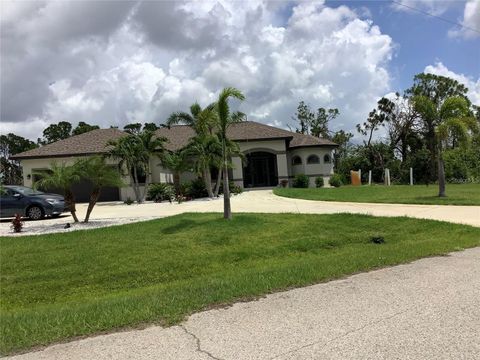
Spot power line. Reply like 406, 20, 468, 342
391, 0, 480, 35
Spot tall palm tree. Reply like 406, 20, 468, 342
106, 130, 166, 203
167, 102, 219, 197
414, 95, 478, 197
34, 162, 81, 222
216, 87, 246, 219
77, 156, 124, 223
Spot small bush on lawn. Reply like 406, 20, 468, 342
315, 177, 324, 188
124, 197, 134, 205
148, 183, 175, 202
184, 178, 208, 199
293, 174, 309, 188
329, 174, 343, 188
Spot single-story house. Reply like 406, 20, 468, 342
11, 121, 337, 202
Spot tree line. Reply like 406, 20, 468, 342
291, 73, 480, 197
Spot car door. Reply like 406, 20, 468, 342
0, 189, 25, 217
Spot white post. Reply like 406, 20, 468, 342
368, 170, 372, 185
385, 168, 391, 186
410, 167, 413, 186
387, 169, 391, 186
358, 169, 362, 184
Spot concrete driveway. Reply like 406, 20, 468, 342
9, 247, 480, 359
62, 189, 480, 226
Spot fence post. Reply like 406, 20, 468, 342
358, 169, 362, 184
410, 167, 413, 186
368, 170, 372, 185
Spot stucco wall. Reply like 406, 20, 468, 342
287, 147, 335, 187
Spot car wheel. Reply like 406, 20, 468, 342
27, 206, 44, 220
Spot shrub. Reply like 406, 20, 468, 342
329, 174, 343, 188
219, 181, 243, 196
315, 177, 324, 188
231, 183, 243, 195
124, 197, 134, 205
293, 174, 309, 188
11, 214, 23, 233
184, 178, 208, 199
148, 183, 175, 202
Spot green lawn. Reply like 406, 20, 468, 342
1, 213, 480, 354
274, 183, 480, 205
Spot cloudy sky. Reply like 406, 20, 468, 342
1, 0, 479, 141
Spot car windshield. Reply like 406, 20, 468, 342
11, 187, 44, 196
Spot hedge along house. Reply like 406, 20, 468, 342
11, 122, 337, 201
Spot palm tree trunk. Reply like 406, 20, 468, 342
173, 172, 181, 195
84, 188, 101, 223
132, 166, 142, 203
223, 164, 232, 220
65, 189, 79, 223
204, 167, 214, 198
141, 167, 151, 202
214, 167, 223, 197
437, 154, 446, 197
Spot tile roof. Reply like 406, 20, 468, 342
10, 128, 127, 160
289, 132, 338, 148
11, 121, 337, 159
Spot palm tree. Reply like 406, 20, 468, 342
106, 130, 166, 203
77, 156, 124, 223
216, 87, 246, 219
160, 151, 190, 196
414, 95, 478, 197
167, 102, 219, 196
34, 162, 81, 222
182, 134, 221, 198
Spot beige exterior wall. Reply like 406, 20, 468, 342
18, 140, 335, 198
287, 147, 335, 187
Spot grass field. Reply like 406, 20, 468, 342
1, 213, 480, 354
274, 183, 480, 205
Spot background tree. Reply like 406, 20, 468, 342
77, 156, 123, 222
311, 108, 339, 138
0, 134, 37, 184
143, 123, 159, 132
123, 123, 143, 135
41, 121, 72, 144
72, 122, 100, 136
34, 163, 81, 222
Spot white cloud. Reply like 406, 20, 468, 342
1, 0, 394, 140
424, 62, 480, 105
448, 0, 480, 39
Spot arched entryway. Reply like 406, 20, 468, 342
243, 151, 278, 188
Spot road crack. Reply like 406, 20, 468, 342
180, 325, 224, 360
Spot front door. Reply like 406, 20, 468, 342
243, 152, 278, 188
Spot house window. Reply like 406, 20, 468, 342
292, 156, 302, 165
307, 155, 319, 164
323, 154, 331, 164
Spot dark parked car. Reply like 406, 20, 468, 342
0, 186, 67, 220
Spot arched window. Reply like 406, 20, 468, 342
323, 154, 331, 164
307, 155, 320, 164
292, 156, 302, 165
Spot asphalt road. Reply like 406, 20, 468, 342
9, 247, 480, 360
